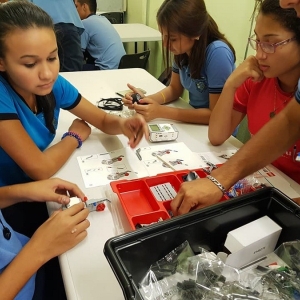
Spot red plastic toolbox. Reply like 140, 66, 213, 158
110, 168, 230, 230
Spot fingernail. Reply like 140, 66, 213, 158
62, 196, 69, 204
83, 196, 88, 202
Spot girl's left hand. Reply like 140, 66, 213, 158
19, 178, 86, 205
121, 114, 149, 148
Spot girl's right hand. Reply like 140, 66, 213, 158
122, 83, 146, 109
68, 118, 91, 142
226, 56, 264, 89
30, 202, 90, 261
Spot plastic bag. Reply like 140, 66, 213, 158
227, 174, 265, 198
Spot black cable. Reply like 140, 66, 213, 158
97, 98, 123, 111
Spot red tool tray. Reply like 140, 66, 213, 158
110, 168, 229, 230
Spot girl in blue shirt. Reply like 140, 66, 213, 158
123, 0, 236, 124
0, 1, 148, 236
0, 178, 89, 300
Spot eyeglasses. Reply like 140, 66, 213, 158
248, 35, 296, 54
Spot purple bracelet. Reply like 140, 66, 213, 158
61, 131, 82, 148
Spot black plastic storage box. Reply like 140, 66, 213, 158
104, 187, 300, 300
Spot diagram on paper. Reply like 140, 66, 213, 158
194, 148, 238, 167
77, 149, 148, 188
77, 142, 205, 188
135, 142, 204, 175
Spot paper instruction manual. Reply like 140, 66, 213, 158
77, 142, 204, 188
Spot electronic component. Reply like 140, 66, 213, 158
148, 123, 179, 142
63, 196, 82, 209
62, 197, 111, 212
131, 93, 147, 105
84, 198, 111, 212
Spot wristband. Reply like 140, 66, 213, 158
160, 92, 166, 104
61, 131, 82, 148
206, 175, 226, 194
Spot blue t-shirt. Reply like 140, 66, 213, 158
296, 79, 300, 103
30, 0, 84, 34
81, 15, 126, 70
0, 74, 81, 187
172, 40, 235, 108
0, 211, 35, 300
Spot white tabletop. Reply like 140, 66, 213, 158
48, 68, 300, 300
112, 23, 161, 43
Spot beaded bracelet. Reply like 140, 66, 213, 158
206, 175, 227, 194
61, 131, 83, 148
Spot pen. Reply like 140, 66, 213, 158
153, 153, 176, 171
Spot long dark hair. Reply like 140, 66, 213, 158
0, 0, 57, 134
157, 0, 236, 79
257, 0, 300, 44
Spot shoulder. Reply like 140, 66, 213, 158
205, 41, 235, 69
52, 75, 77, 98
206, 41, 234, 58
206, 40, 231, 51
83, 15, 110, 28
52, 75, 81, 108
0, 75, 19, 104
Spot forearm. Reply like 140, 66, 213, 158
209, 83, 237, 145
148, 86, 183, 105
210, 100, 300, 189
158, 106, 211, 124
28, 137, 79, 180
95, 112, 125, 135
70, 98, 125, 135
0, 183, 36, 208
0, 185, 25, 208
0, 240, 47, 300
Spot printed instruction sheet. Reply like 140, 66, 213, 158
77, 142, 204, 188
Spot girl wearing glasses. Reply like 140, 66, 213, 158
122, 0, 236, 125
209, 0, 300, 184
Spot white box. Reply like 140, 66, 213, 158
224, 216, 282, 269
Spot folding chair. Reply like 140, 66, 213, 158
101, 12, 124, 24
118, 49, 150, 70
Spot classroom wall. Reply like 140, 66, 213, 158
126, 0, 256, 79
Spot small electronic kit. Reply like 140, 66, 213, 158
148, 123, 179, 142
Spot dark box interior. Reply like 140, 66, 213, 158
104, 187, 300, 300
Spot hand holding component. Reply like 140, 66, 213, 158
10, 178, 86, 206
133, 97, 161, 122
170, 178, 223, 216
30, 202, 90, 259
122, 83, 146, 109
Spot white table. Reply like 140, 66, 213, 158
112, 23, 161, 52
48, 68, 300, 300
